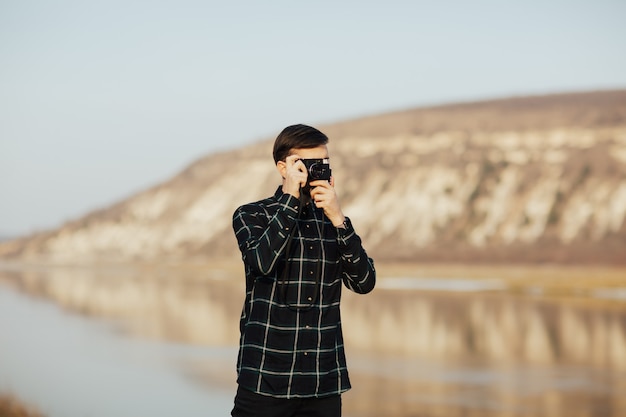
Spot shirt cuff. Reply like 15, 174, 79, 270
336, 217, 355, 241
279, 192, 301, 216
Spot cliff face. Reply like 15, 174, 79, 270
2, 90, 626, 264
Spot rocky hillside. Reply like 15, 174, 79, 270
2, 90, 626, 264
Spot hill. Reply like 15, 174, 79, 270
2, 90, 625, 264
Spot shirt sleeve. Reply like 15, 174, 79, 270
232, 193, 300, 276
336, 217, 376, 294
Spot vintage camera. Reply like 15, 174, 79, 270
300, 158, 331, 184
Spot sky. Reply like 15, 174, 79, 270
1, 0, 625, 238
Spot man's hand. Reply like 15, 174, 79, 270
309, 178, 346, 227
282, 155, 308, 198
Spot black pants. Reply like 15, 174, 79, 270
231, 386, 342, 417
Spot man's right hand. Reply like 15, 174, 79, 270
282, 154, 308, 198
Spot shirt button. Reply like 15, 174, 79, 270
304, 352, 308, 356
307, 297, 312, 301
309, 246, 313, 250
309, 271, 314, 275
306, 225, 310, 228
305, 325, 310, 329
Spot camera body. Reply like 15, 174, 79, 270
300, 158, 331, 184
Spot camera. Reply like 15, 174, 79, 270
300, 158, 331, 184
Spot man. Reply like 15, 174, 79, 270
231, 124, 376, 417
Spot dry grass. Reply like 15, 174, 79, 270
376, 262, 626, 305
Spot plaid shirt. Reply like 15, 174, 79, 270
232, 187, 376, 398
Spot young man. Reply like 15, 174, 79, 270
231, 124, 376, 417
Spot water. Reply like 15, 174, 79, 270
344, 352, 625, 417
0, 285, 236, 417
1, 264, 625, 417
376, 276, 504, 291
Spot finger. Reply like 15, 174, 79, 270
312, 186, 334, 202
310, 193, 322, 206
293, 160, 307, 174
285, 154, 302, 168
309, 180, 331, 188
312, 193, 325, 205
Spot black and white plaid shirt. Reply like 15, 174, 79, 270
232, 187, 376, 398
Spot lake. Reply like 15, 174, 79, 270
0, 284, 236, 417
0, 262, 625, 416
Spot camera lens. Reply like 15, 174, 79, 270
309, 163, 329, 180
301, 159, 331, 184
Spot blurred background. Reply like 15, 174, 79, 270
1, 1, 626, 416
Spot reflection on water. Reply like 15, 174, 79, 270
342, 288, 626, 369
377, 277, 505, 291
595, 287, 626, 301
341, 280, 626, 416
346, 353, 624, 417
0, 263, 244, 345
0, 285, 236, 417
0, 263, 625, 417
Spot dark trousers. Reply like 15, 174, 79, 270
231, 386, 342, 417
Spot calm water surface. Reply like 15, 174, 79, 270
1, 265, 625, 417
0, 285, 236, 417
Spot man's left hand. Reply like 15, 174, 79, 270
309, 178, 346, 227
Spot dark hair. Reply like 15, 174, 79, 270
272, 124, 329, 163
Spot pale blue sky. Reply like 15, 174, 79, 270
1, 0, 625, 237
